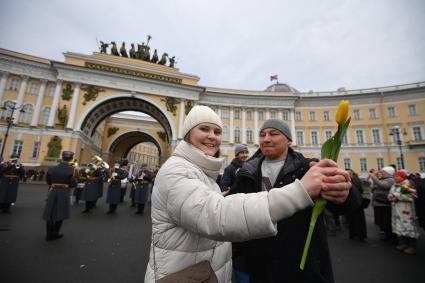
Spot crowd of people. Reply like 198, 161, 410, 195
1, 104, 424, 283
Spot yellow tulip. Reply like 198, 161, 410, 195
335, 100, 349, 125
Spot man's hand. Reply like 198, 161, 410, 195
300, 159, 351, 203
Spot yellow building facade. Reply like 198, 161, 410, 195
0, 47, 424, 175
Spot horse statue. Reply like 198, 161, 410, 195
129, 43, 137, 59
158, 52, 168, 65
169, 56, 177, 68
110, 41, 119, 56
120, 42, 128, 57
151, 49, 159, 63
99, 41, 109, 54
143, 46, 151, 61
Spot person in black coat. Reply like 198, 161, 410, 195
0, 154, 25, 213
229, 119, 355, 283
106, 159, 128, 214
220, 144, 249, 193
42, 151, 78, 240
134, 164, 153, 214
345, 169, 367, 241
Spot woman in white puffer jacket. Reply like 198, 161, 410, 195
144, 106, 350, 283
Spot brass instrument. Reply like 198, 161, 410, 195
91, 155, 110, 170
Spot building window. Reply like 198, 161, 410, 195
412, 126, 422, 141
221, 109, 229, 119
408, 105, 416, 116
360, 158, 368, 172
390, 128, 399, 143
295, 112, 302, 121
323, 111, 330, 121
353, 109, 360, 120
419, 157, 425, 171
369, 108, 376, 119
309, 111, 316, 121
377, 158, 384, 170
283, 111, 288, 121
0, 100, 15, 120
234, 110, 240, 120
270, 111, 277, 119
296, 131, 304, 145
372, 129, 381, 144
41, 107, 50, 125
342, 133, 348, 145
247, 128, 253, 143
8, 78, 20, 91
258, 111, 264, 121
19, 104, 33, 124
234, 127, 240, 143
356, 129, 364, 145
311, 131, 318, 145
28, 82, 38, 96
12, 140, 24, 157
246, 111, 252, 120
325, 130, 332, 140
32, 141, 41, 158
388, 107, 396, 117
344, 158, 351, 170
47, 85, 55, 97
222, 126, 229, 141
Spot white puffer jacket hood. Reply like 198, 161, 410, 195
144, 141, 313, 283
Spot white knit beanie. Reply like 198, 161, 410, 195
182, 105, 223, 138
381, 166, 395, 176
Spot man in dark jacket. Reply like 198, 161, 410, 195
220, 144, 249, 192
42, 151, 78, 240
229, 119, 356, 283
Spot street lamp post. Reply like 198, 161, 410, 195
0, 101, 25, 159
389, 128, 407, 170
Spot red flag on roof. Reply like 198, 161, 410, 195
270, 74, 278, 81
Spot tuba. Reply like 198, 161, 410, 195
91, 155, 110, 170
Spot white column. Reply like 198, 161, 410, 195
47, 80, 63, 127
31, 79, 47, 127
12, 76, 29, 123
229, 107, 234, 144
0, 72, 9, 103
242, 108, 246, 144
178, 98, 185, 139
265, 109, 270, 120
66, 83, 81, 129
254, 109, 259, 145
290, 109, 296, 146
217, 106, 221, 120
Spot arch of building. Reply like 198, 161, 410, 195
77, 95, 174, 143
108, 131, 163, 162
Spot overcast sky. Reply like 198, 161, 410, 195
0, 0, 424, 92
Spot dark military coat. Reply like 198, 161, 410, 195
0, 162, 25, 203
42, 162, 77, 221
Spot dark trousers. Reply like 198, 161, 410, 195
136, 203, 145, 213
1, 203, 11, 213
108, 204, 117, 213
84, 201, 95, 212
46, 221, 63, 239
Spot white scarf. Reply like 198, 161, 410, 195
173, 141, 223, 180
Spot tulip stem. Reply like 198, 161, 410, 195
300, 198, 327, 270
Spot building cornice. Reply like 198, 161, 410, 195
199, 92, 298, 108
51, 61, 204, 100
0, 53, 56, 81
